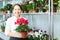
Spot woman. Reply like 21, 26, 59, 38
5, 4, 28, 40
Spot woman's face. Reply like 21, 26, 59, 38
13, 5, 22, 17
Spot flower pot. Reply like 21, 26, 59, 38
2, 11, 7, 15
24, 10, 29, 13
53, 8, 57, 12
2, 29, 5, 32
20, 32, 27, 38
34, 8, 39, 13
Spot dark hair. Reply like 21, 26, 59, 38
13, 4, 22, 10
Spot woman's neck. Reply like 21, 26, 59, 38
15, 16, 20, 19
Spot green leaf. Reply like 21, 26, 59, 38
4, 4, 12, 11
15, 25, 30, 32
0, 8, 6, 11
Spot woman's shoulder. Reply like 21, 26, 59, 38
7, 16, 15, 21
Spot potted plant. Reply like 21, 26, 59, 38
1, 26, 5, 32
0, 8, 7, 14
42, 6, 48, 12
53, 0, 58, 12
4, 4, 12, 13
21, 1, 36, 13
27, 0, 39, 13
34, 0, 48, 12
20, 4, 28, 13
15, 17, 30, 38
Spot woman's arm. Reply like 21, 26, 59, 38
5, 32, 22, 38
5, 19, 21, 38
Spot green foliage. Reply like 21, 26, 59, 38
53, 1, 58, 8
4, 4, 12, 11
20, 0, 48, 12
0, 8, 6, 11
42, 1, 47, 6
42, 34, 49, 40
28, 33, 49, 40
1, 26, 5, 29
20, 2, 36, 12
28, 35, 34, 40
0, 4, 12, 13
26, 3, 36, 11
53, 38, 58, 40
20, 4, 27, 11
33, 0, 48, 12
15, 25, 30, 32
34, 0, 47, 7
42, 6, 48, 12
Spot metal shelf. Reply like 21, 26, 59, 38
53, 13, 60, 15
21, 12, 49, 15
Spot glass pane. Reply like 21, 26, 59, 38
53, 0, 60, 40
0, 1, 3, 8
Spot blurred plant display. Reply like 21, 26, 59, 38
28, 29, 49, 40
0, 0, 48, 13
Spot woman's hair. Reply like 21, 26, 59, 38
12, 4, 22, 10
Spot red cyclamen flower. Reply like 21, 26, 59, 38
15, 17, 28, 25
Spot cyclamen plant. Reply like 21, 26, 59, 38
15, 17, 30, 32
